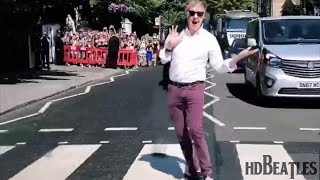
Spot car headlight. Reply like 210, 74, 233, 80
266, 53, 281, 68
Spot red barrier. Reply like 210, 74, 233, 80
96, 47, 107, 65
117, 49, 137, 67
63, 45, 138, 68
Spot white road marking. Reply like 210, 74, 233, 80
230, 140, 240, 143
206, 73, 214, 76
58, 141, 68, 145
205, 80, 216, 86
15, 142, 26, 145
39, 102, 52, 113
0, 113, 39, 126
38, 128, 74, 132
299, 128, 320, 131
105, 127, 138, 131
206, 69, 214, 73
203, 112, 225, 126
85, 86, 91, 93
123, 144, 186, 180
168, 127, 175, 130
273, 141, 284, 144
0, 130, 8, 133
99, 141, 110, 144
233, 127, 267, 130
142, 140, 153, 144
204, 91, 214, 97
9, 144, 101, 180
0, 146, 15, 155
0, 70, 138, 127
51, 92, 87, 103
236, 144, 313, 180
205, 85, 214, 90
203, 98, 220, 109
206, 74, 215, 79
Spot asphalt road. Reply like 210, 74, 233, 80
0, 66, 320, 180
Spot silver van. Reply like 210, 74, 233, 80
244, 16, 320, 98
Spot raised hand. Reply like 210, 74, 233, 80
238, 47, 259, 59
166, 25, 183, 50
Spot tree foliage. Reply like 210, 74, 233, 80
206, 0, 256, 14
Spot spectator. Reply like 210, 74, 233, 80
106, 30, 120, 68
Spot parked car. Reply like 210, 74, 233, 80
244, 16, 320, 98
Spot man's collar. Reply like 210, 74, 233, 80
184, 25, 203, 36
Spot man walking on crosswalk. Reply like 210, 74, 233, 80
159, 0, 258, 179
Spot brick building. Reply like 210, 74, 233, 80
256, 0, 320, 17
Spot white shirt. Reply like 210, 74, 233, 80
159, 27, 237, 83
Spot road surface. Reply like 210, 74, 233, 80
0, 66, 319, 180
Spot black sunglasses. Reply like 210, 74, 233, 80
188, 10, 204, 17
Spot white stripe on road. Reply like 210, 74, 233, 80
230, 140, 240, 143
99, 141, 110, 144
168, 127, 175, 130
0, 146, 15, 155
38, 128, 74, 132
123, 144, 186, 180
273, 141, 284, 144
15, 142, 27, 145
206, 69, 214, 73
203, 98, 220, 109
0, 130, 8, 133
299, 128, 320, 131
204, 91, 214, 98
206, 74, 215, 79
142, 140, 153, 144
105, 127, 138, 131
205, 85, 214, 90
205, 80, 216, 86
0, 70, 138, 127
9, 144, 101, 180
236, 144, 311, 180
203, 112, 225, 126
39, 102, 52, 113
0, 113, 39, 126
58, 142, 69, 145
233, 127, 267, 130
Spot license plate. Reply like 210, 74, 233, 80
298, 82, 320, 88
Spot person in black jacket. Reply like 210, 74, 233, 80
106, 30, 120, 68
54, 30, 64, 65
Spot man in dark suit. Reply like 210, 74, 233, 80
106, 30, 120, 68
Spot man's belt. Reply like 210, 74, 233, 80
170, 80, 204, 87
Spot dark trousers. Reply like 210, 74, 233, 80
167, 83, 212, 176
41, 50, 50, 69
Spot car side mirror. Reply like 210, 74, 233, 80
247, 38, 257, 47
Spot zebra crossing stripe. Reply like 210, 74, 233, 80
0, 146, 15, 156
9, 144, 101, 180
123, 144, 186, 180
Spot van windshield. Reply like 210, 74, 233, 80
226, 18, 250, 31
262, 19, 320, 44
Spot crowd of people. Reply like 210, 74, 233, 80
62, 24, 162, 67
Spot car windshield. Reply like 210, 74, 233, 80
226, 18, 250, 31
262, 19, 320, 44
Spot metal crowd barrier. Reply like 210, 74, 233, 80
63, 45, 137, 67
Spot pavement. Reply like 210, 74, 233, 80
0, 66, 320, 180
0, 65, 124, 115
